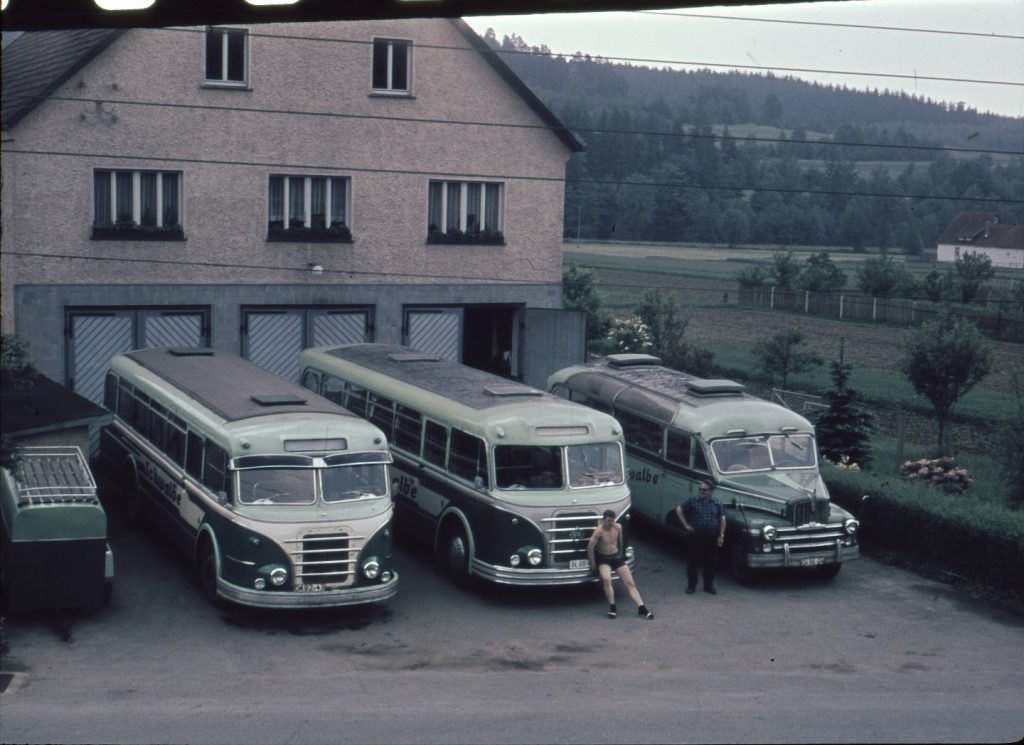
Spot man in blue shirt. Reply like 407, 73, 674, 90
675, 480, 727, 594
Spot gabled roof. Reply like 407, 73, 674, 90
937, 211, 1024, 250
1, 28, 125, 130
1, 372, 110, 438
1, 21, 584, 152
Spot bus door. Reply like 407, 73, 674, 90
662, 428, 710, 529
615, 409, 665, 525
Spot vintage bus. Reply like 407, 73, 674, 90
549, 354, 859, 581
99, 347, 398, 608
298, 343, 632, 587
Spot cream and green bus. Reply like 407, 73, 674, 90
100, 347, 398, 608
549, 354, 859, 581
299, 343, 632, 587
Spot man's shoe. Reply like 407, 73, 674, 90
685, 586, 696, 594
704, 586, 717, 595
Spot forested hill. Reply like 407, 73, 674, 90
483, 30, 1024, 249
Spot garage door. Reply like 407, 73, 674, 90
243, 308, 370, 381
405, 308, 462, 361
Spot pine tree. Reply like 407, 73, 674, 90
816, 341, 873, 468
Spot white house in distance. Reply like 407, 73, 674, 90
1, 19, 585, 407
936, 211, 1024, 269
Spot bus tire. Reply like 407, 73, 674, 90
197, 539, 221, 606
441, 525, 472, 586
817, 562, 842, 580
729, 542, 754, 585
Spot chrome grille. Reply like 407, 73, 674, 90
543, 512, 600, 565
290, 532, 358, 587
791, 499, 830, 526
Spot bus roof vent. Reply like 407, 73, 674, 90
168, 347, 215, 356
388, 351, 439, 363
484, 384, 543, 398
607, 353, 662, 367
250, 393, 307, 406
685, 379, 745, 396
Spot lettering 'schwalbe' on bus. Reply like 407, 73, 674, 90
548, 353, 860, 583
298, 343, 634, 587
99, 347, 399, 608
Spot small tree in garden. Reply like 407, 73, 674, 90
562, 262, 612, 344
954, 252, 994, 304
770, 250, 801, 289
635, 291, 715, 376
856, 255, 918, 299
753, 329, 823, 390
815, 341, 873, 469
901, 312, 992, 450
798, 251, 847, 293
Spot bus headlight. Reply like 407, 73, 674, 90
363, 558, 381, 580
844, 518, 859, 536
526, 548, 543, 567
625, 545, 635, 560
269, 567, 288, 587
761, 525, 777, 541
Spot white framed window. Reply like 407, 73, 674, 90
93, 169, 182, 238
371, 38, 411, 93
205, 27, 247, 86
268, 175, 351, 242
427, 180, 503, 244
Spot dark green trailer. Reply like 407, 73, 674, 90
1, 447, 114, 612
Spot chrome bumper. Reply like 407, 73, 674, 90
471, 555, 636, 587
218, 572, 399, 608
747, 541, 859, 569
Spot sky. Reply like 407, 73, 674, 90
465, 0, 1024, 119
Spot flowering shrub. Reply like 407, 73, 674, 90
826, 455, 861, 471
607, 316, 653, 354
900, 456, 973, 494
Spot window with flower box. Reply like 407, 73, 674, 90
92, 169, 183, 240
267, 175, 352, 243
427, 180, 504, 245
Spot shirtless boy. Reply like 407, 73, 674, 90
587, 509, 654, 619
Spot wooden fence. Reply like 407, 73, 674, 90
738, 286, 1024, 342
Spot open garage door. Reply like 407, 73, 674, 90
521, 308, 586, 389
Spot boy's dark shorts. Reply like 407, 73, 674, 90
595, 553, 625, 570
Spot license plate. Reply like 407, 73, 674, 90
569, 559, 590, 570
295, 583, 324, 592
800, 557, 826, 567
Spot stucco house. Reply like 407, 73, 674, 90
936, 211, 1024, 269
1, 19, 585, 407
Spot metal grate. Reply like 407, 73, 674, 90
292, 532, 358, 587
543, 512, 600, 565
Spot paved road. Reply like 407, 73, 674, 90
2, 514, 1022, 745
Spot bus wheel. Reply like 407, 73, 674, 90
729, 543, 753, 585
817, 562, 842, 580
198, 540, 221, 606
442, 526, 471, 585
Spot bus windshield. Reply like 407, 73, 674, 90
493, 442, 624, 490
238, 467, 316, 505
567, 442, 624, 487
322, 463, 389, 502
710, 434, 817, 474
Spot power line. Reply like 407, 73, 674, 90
637, 10, 1024, 41
20, 94, 1024, 158
6, 146, 1023, 205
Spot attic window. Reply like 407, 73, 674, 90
205, 27, 247, 86
372, 38, 411, 94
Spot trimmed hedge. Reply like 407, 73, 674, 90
823, 463, 1024, 594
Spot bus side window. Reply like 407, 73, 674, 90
186, 431, 205, 481
117, 380, 134, 420
450, 429, 489, 488
369, 394, 395, 440
323, 375, 345, 406
166, 416, 187, 466
300, 369, 320, 394
423, 420, 448, 468
346, 383, 368, 417
149, 400, 167, 451
393, 405, 423, 456
204, 441, 230, 498
132, 391, 151, 438
666, 429, 691, 466
616, 409, 663, 455
693, 443, 710, 473
104, 373, 118, 410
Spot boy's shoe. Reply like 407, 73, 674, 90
639, 605, 654, 619
607, 604, 617, 619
